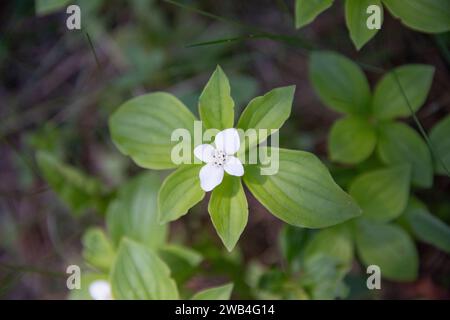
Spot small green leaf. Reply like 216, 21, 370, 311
372, 64, 434, 119
208, 176, 248, 251
199, 65, 235, 130
429, 115, 450, 175
158, 165, 205, 223
257, 269, 288, 297
402, 201, 450, 253
107, 173, 167, 249
377, 122, 433, 188
237, 86, 295, 149
109, 92, 196, 169
191, 283, 234, 300
159, 245, 203, 268
301, 254, 349, 300
35, 0, 70, 15
329, 116, 376, 164
26, 122, 65, 158
36, 151, 107, 215
355, 219, 418, 282
110, 239, 179, 300
349, 165, 410, 222
158, 244, 203, 284
295, 0, 334, 29
304, 224, 354, 268
382, 0, 450, 33
82, 228, 115, 272
309, 51, 371, 115
243, 148, 361, 228
345, 0, 382, 50
279, 226, 313, 270
301, 227, 352, 299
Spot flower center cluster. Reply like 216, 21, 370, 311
212, 149, 228, 168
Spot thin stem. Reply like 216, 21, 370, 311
392, 71, 450, 177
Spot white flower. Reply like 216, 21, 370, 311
194, 128, 244, 192
89, 280, 113, 300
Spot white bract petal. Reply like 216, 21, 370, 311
194, 144, 215, 163
224, 156, 244, 176
214, 128, 240, 155
199, 163, 224, 192
89, 280, 112, 300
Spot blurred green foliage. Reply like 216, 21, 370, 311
1, 0, 448, 300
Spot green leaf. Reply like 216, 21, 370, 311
257, 269, 288, 296
159, 245, 202, 269
295, 0, 334, 29
402, 201, 450, 253
304, 224, 354, 268
301, 254, 349, 300
198, 65, 235, 130
26, 122, 65, 158
377, 122, 433, 188
158, 244, 203, 284
158, 165, 205, 223
382, 0, 450, 33
110, 238, 179, 300
208, 176, 248, 251
372, 64, 434, 119
345, 0, 382, 50
36, 151, 107, 215
430, 115, 450, 175
243, 148, 361, 228
349, 165, 410, 222
191, 283, 234, 300
107, 173, 167, 249
109, 92, 197, 169
279, 225, 313, 270
82, 228, 115, 272
309, 51, 371, 115
329, 116, 376, 164
35, 0, 70, 15
301, 226, 353, 299
237, 86, 295, 149
355, 219, 418, 282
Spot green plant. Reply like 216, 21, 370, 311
109, 66, 362, 252
246, 224, 352, 300
302, 50, 450, 285
26, 0, 449, 301
249, 190, 450, 300
36, 151, 112, 215
309, 51, 434, 188
295, 0, 450, 50
69, 172, 233, 300
429, 115, 450, 176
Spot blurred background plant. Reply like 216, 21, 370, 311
0, 0, 449, 299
